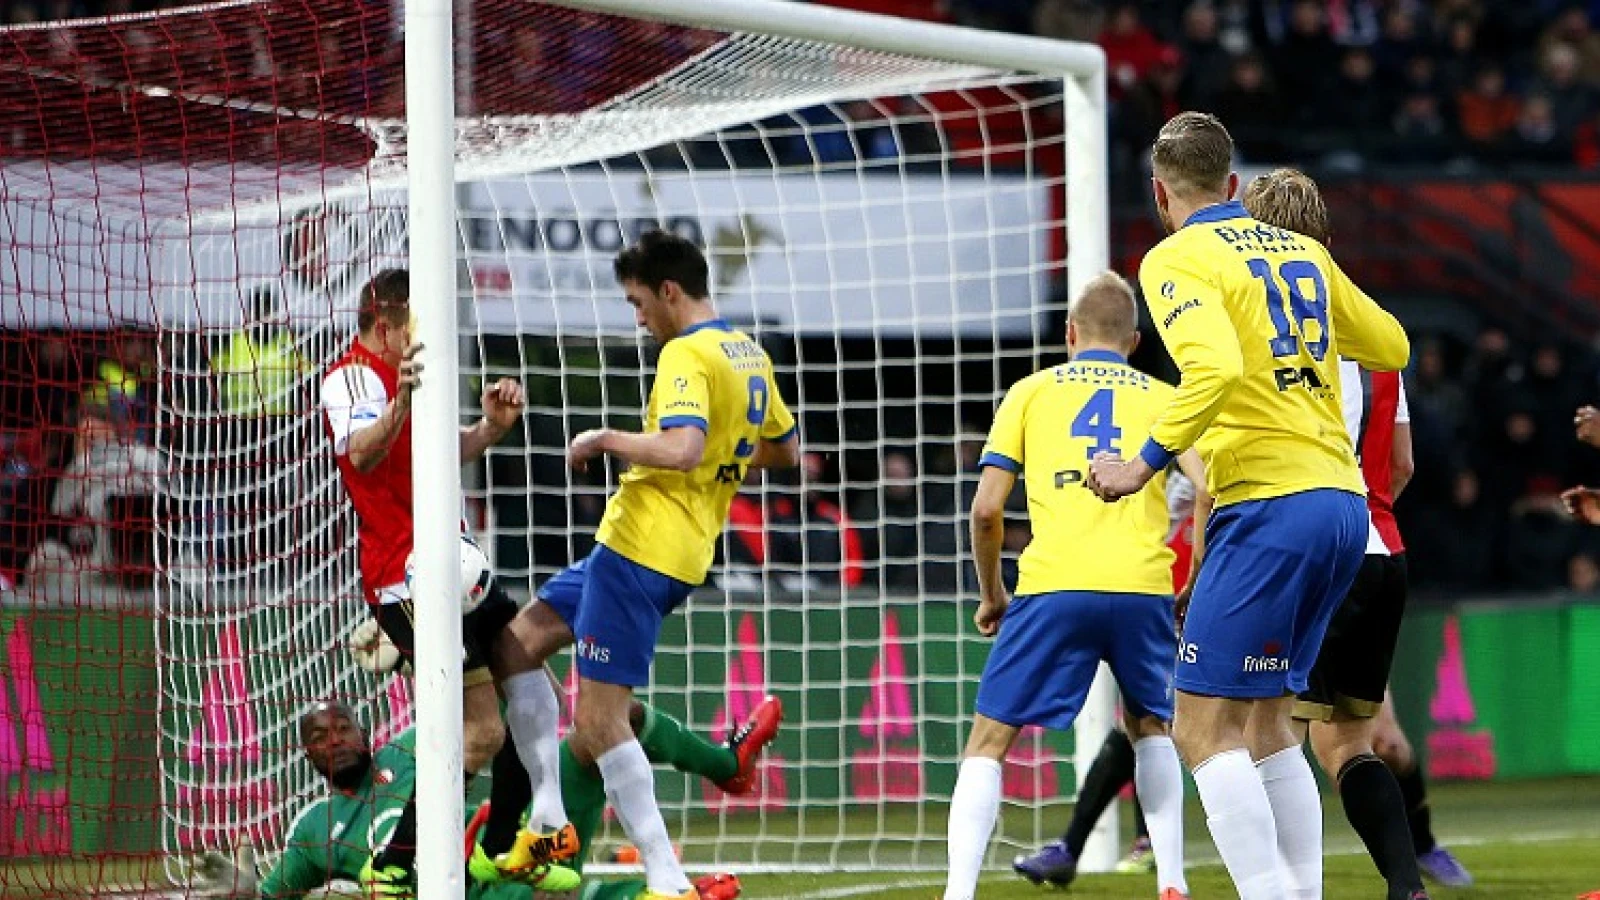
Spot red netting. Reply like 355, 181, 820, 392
0, 0, 725, 167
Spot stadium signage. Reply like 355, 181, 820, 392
460, 171, 1049, 338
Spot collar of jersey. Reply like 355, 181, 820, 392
349, 337, 395, 375
1072, 349, 1126, 364
1183, 200, 1248, 228
678, 318, 730, 337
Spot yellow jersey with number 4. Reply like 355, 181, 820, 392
1135, 201, 1409, 509
981, 350, 1177, 597
597, 318, 797, 586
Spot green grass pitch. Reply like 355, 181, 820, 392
5, 777, 1598, 898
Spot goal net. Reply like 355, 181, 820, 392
0, 0, 1108, 891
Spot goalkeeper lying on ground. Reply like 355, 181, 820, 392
196, 622, 771, 900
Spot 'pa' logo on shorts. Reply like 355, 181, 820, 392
577, 636, 611, 663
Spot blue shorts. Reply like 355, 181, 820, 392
535, 545, 695, 688
1176, 489, 1367, 699
975, 590, 1177, 731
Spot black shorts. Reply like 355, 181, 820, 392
373, 581, 520, 688
1294, 553, 1408, 721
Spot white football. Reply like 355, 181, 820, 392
405, 536, 494, 614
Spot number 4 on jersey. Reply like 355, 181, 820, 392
1071, 388, 1121, 459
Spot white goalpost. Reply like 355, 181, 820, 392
407, 0, 1115, 885
0, 0, 1116, 891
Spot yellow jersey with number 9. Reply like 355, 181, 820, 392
597, 318, 797, 585
980, 350, 1177, 597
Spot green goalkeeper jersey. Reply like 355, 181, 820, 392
259, 728, 527, 900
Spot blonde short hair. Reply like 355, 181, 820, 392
1242, 168, 1330, 243
1150, 112, 1234, 198
1070, 271, 1139, 342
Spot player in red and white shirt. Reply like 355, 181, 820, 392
1246, 169, 1470, 896
321, 269, 579, 893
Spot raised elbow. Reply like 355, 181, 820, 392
349, 450, 380, 473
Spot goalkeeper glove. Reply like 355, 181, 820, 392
190, 842, 258, 898
348, 617, 404, 675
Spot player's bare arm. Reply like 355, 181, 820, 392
1327, 264, 1410, 373
346, 341, 423, 472
746, 433, 801, 471
1391, 421, 1415, 500
460, 377, 525, 463
568, 424, 707, 473
968, 465, 1016, 637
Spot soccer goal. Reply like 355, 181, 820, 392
0, 0, 1113, 891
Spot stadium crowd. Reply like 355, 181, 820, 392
8, 322, 1600, 600
15, 0, 1600, 173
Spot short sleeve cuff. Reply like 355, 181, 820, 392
978, 451, 1020, 473
659, 415, 709, 433
1138, 437, 1176, 472
765, 424, 798, 443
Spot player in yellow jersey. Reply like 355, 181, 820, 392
1087, 113, 1410, 900
496, 231, 800, 900
944, 273, 1204, 900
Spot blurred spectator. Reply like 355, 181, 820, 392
1374, 6, 1426, 84
1500, 94, 1574, 164
1539, 5, 1600, 86
1328, 48, 1389, 134
1175, 2, 1233, 110
1099, 2, 1165, 100
1114, 45, 1185, 166
1325, 0, 1383, 47
1031, 0, 1103, 45
1410, 468, 1498, 591
1457, 65, 1523, 151
1268, 0, 1341, 123
1409, 338, 1470, 450
28, 392, 161, 590
1389, 92, 1452, 162
1213, 54, 1286, 159
1212, 0, 1258, 55
210, 286, 310, 573
1436, 17, 1485, 97
1533, 43, 1594, 134
852, 450, 959, 594
763, 452, 865, 590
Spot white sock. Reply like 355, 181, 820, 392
501, 671, 569, 830
1134, 736, 1188, 895
1192, 748, 1285, 900
1257, 745, 1323, 899
597, 740, 691, 896
943, 757, 1002, 900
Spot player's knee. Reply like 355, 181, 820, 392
962, 716, 1016, 761
1124, 712, 1170, 741
463, 713, 506, 772
1170, 715, 1213, 766
1373, 727, 1414, 772
1310, 722, 1370, 777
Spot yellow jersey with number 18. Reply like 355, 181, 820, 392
980, 350, 1177, 598
596, 318, 797, 586
1135, 201, 1410, 509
